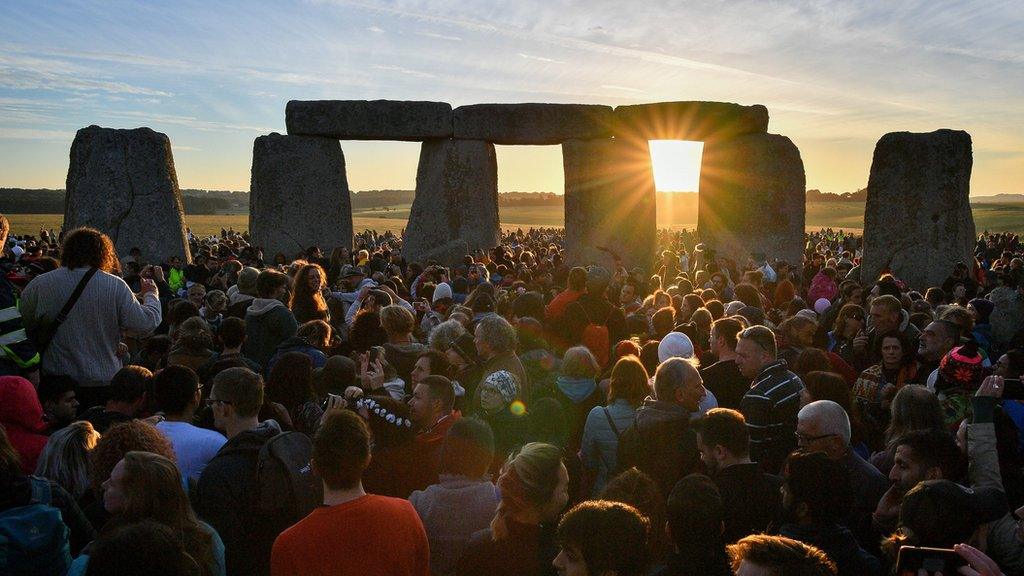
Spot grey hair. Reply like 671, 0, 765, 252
34, 421, 99, 499
798, 400, 852, 445
653, 357, 699, 401
475, 315, 518, 354
428, 319, 466, 352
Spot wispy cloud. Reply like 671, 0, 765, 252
416, 31, 461, 41
371, 64, 435, 79
367, 26, 385, 34
517, 53, 565, 64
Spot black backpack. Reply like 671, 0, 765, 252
255, 432, 322, 522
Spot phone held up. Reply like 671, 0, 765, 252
895, 546, 965, 576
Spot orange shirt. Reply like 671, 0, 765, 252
271, 494, 429, 576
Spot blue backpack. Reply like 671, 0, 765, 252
0, 476, 72, 576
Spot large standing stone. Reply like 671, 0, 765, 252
862, 130, 975, 290
286, 100, 452, 141
249, 133, 352, 259
65, 125, 191, 262
562, 138, 657, 272
698, 133, 805, 267
453, 103, 614, 144
614, 101, 769, 141
404, 139, 499, 265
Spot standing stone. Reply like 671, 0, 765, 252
614, 101, 769, 141
862, 130, 974, 290
250, 133, 352, 260
453, 103, 614, 144
65, 125, 191, 262
562, 138, 657, 272
405, 140, 499, 265
698, 133, 805, 267
286, 100, 453, 141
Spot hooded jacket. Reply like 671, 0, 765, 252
194, 420, 286, 576
0, 375, 48, 473
243, 298, 298, 372
615, 398, 701, 498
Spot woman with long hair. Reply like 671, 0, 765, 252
35, 420, 100, 501
457, 442, 569, 576
826, 303, 866, 365
262, 351, 323, 436
852, 331, 920, 450
868, 385, 946, 475
67, 451, 224, 576
289, 263, 330, 325
168, 316, 216, 372
581, 356, 650, 496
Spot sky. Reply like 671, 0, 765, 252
1, 0, 1022, 196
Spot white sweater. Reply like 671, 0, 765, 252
20, 267, 161, 384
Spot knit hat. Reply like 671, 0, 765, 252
236, 267, 259, 297
483, 370, 519, 403
814, 298, 832, 315
938, 342, 986, 393
899, 480, 1008, 549
968, 298, 994, 325
658, 332, 695, 363
432, 282, 453, 303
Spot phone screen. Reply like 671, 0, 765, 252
895, 546, 964, 576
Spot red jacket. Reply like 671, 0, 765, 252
363, 412, 461, 499
0, 376, 48, 474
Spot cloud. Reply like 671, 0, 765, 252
371, 64, 435, 79
416, 31, 462, 41
0, 53, 172, 96
517, 53, 566, 64
600, 84, 642, 93
0, 127, 72, 141
367, 26, 385, 33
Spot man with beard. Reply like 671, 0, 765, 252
918, 320, 960, 388
694, 408, 783, 543
872, 428, 961, 536
778, 451, 882, 576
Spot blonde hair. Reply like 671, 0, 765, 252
490, 443, 564, 540
34, 421, 99, 499
297, 319, 332, 348
561, 346, 600, 379
380, 305, 416, 336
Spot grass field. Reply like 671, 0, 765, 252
9, 201, 1023, 238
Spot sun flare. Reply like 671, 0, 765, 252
649, 140, 704, 192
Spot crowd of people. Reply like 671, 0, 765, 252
1, 215, 1023, 576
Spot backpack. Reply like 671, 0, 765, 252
0, 477, 72, 576
256, 432, 323, 522
580, 305, 611, 368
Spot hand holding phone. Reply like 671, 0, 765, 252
895, 546, 965, 575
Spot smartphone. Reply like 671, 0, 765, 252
895, 546, 965, 575
1002, 378, 1024, 401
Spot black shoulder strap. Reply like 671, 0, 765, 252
40, 267, 97, 353
603, 407, 621, 438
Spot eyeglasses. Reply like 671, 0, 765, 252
207, 397, 233, 406
794, 431, 837, 444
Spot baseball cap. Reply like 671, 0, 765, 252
899, 480, 1008, 548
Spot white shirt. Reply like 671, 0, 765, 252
156, 421, 227, 482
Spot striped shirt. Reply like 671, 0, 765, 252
740, 360, 804, 473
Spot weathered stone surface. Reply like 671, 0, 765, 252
562, 138, 657, 272
65, 125, 191, 262
697, 133, 805, 267
453, 103, 614, 144
249, 133, 352, 259
286, 100, 452, 141
614, 101, 769, 141
862, 130, 974, 290
404, 140, 499, 265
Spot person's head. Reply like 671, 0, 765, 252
734, 283, 762, 309
778, 316, 817, 350
84, 520, 204, 576
380, 304, 416, 338
799, 373, 852, 415
651, 307, 676, 338
735, 325, 777, 379
869, 295, 902, 334
256, 269, 289, 300
479, 370, 520, 413
266, 351, 314, 410
694, 408, 749, 474
887, 480, 1008, 556
313, 410, 371, 491
709, 316, 742, 359
553, 500, 650, 576
90, 420, 176, 496
294, 263, 325, 294
217, 316, 246, 349
474, 315, 517, 359
728, 534, 837, 576
34, 421, 99, 499
567, 267, 587, 292
889, 429, 961, 495
408, 375, 455, 429
411, 350, 451, 386
918, 320, 959, 362
781, 451, 852, 527
60, 227, 119, 273
429, 319, 466, 353
886, 385, 946, 447
653, 358, 706, 412
607, 355, 650, 407
561, 346, 600, 380
107, 366, 153, 415
152, 365, 202, 417
619, 282, 637, 305
102, 451, 191, 523
492, 443, 569, 538
833, 303, 865, 337
209, 368, 264, 430
186, 284, 206, 308
795, 400, 850, 459
37, 375, 78, 427
296, 319, 332, 349
994, 349, 1024, 379
441, 417, 495, 479
664, 473, 726, 557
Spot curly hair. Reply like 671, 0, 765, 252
90, 420, 175, 495
60, 227, 120, 273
